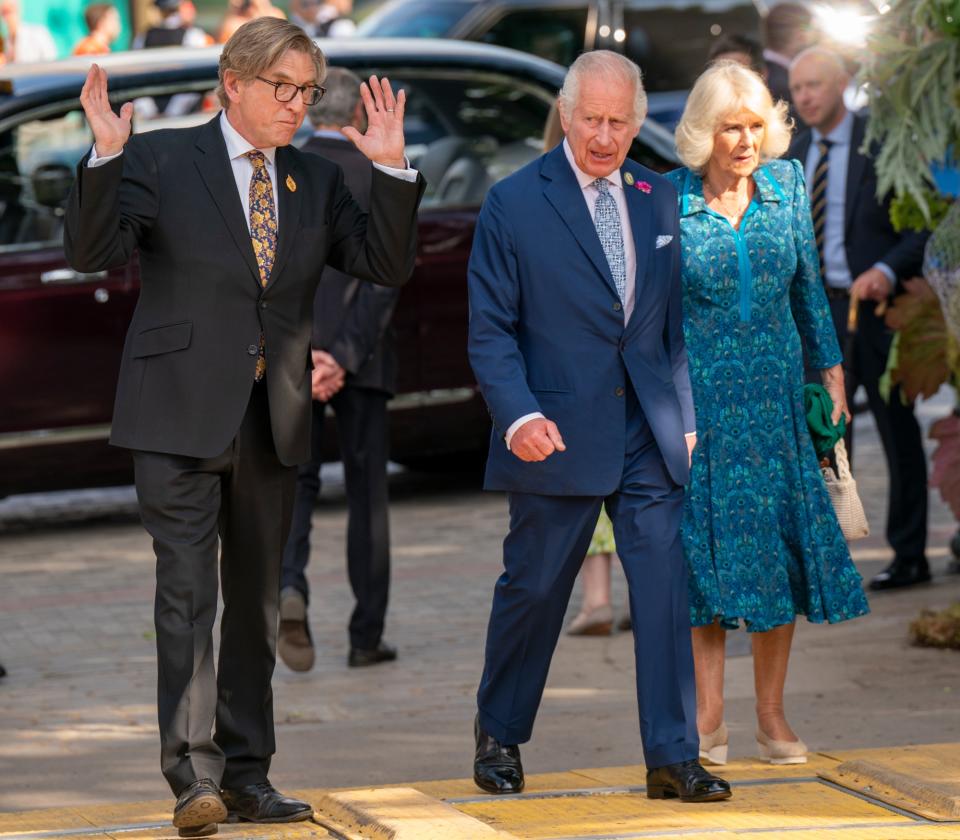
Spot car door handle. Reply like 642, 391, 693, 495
40, 268, 108, 284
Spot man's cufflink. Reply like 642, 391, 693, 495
656, 235, 673, 249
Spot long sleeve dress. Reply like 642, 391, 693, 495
666, 159, 870, 632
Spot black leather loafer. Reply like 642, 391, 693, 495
646, 759, 732, 802
221, 782, 313, 823
869, 556, 931, 591
348, 641, 397, 668
473, 714, 524, 794
172, 778, 227, 837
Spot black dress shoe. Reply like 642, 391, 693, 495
646, 759, 732, 802
173, 779, 227, 837
869, 556, 932, 591
348, 641, 397, 667
473, 714, 524, 794
221, 782, 313, 823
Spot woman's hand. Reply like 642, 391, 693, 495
821, 364, 851, 426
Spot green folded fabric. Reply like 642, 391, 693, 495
804, 383, 847, 458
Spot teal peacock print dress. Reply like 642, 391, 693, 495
666, 159, 870, 632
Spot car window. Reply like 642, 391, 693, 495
0, 110, 91, 251
383, 71, 554, 209
480, 8, 589, 66
357, 0, 472, 37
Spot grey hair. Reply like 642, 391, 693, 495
557, 50, 648, 125
789, 46, 849, 78
308, 66, 362, 128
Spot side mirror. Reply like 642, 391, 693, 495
32, 162, 73, 210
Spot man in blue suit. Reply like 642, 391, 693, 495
467, 51, 730, 802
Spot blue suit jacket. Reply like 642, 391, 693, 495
468, 144, 694, 495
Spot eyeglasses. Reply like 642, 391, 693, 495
255, 76, 326, 106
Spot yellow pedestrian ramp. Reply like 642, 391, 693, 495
2, 743, 959, 839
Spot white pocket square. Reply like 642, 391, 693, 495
656, 235, 673, 249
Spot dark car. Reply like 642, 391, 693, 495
358, 0, 763, 121
0, 39, 677, 497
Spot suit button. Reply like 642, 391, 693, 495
247, 344, 258, 355
619, 341, 626, 352
613, 302, 622, 311
260, 301, 268, 309
615, 386, 625, 397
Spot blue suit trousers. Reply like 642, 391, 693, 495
477, 385, 699, 769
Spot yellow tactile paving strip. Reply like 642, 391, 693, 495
454, 781, 916, 838
820, 743, 960, 821
2, 745, 960, 839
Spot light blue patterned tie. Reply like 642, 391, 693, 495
592, 178, 626, 303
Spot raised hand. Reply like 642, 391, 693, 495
80, 64, 133, 158
341, 76, 406, 169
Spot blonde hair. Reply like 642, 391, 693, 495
675, 60, 791, 173
217, 17, 326, 109
558, 50, 647, 125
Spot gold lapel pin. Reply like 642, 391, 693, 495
623, 172, 635, 186
286, 174, 297, 192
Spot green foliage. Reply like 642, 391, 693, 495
860, 0, 960, 223
890, 191, 952, 231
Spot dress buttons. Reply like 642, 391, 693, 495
247, 344, 258, 355
615, 386, 625, 397
613, 301, 622, 311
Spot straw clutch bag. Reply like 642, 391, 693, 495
821, 439, 869, 541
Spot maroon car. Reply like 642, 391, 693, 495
0, 39, 677, 497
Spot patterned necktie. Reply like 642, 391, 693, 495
592, 177, 626, 304
247, 150, 276, 380
810, 139, 832, 279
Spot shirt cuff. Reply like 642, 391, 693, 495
872, 262, 896, 286
505, 412, 544, 448
684, 431, 697, 438
372, 158, 417, 182
87, 145, 123, 168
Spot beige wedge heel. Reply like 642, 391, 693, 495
698, 722, 729, 765
756, 728, 808, 764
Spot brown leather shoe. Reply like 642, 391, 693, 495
278, 588, 314, 672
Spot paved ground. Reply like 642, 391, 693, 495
0, 389, 958, 814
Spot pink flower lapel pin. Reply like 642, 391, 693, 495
623, 172, 652, 193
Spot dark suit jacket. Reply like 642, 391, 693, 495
787, 112, 927, 285
468, 144, 693, 494
65, 116, 424, 465
765, 60, 805, 131
301, 133, 400, 395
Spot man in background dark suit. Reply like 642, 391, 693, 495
762, 2, 814, 128
788, 47, 930, 591
278, 67, 400, 672
65, 18, 422, 836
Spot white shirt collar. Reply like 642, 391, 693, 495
812, 108, 854, 147
220, 110, 277, 166
563, 138, 622, 192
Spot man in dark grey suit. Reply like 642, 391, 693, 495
65, 18, 422, 836
278, 67, 400, 672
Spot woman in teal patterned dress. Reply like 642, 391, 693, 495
666, 62, 870, 765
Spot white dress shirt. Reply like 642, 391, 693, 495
505, 140, 638, 447
87, 111, 418, 227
